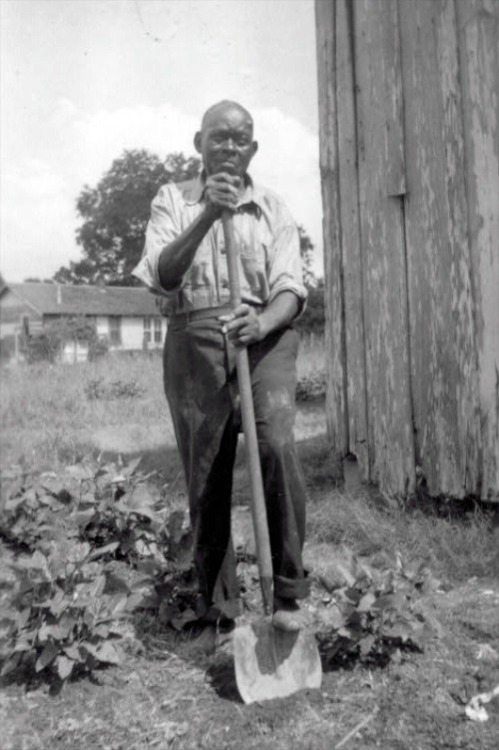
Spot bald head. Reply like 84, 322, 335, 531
201, 100, 254, 135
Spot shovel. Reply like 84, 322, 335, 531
221, 210, 322, 704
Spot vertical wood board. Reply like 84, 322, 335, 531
400, 0, 480, 497
457, 0, 499, 498
335, 0, 369, 476
316, 0, 349, 455
353, 0, 415, 494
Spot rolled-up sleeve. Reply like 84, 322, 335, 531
266, 205, 308, 311
132, 185, 182, 296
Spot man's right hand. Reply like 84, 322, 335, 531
204, 173, 242, 218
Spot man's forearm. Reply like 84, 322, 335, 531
258, 291, 300, 339
158, 208, 217, 290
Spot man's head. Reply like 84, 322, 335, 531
194, 101, 258, 178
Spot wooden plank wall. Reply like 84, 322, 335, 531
456, 0, 499, 497
315, 0, 499, 499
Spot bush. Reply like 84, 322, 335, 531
88, 336, 109, 361
21, 317, 104, 364
296, 280, 325, 336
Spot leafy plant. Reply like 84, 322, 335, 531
0, 540, 128, 685
0, 457, 192, 688
315, 550, 433, 668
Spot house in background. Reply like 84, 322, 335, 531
0, 282, 166, 362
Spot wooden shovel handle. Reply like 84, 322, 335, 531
222, 210, 273, 616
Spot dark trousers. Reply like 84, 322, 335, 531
163, 313, 310, 619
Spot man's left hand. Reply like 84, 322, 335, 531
219, 304, 263, 347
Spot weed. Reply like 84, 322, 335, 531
84, 378, 144, 400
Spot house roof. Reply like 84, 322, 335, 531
1, 283, 160, 317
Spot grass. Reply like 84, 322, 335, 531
0, 335, 325, 470
1, 336, 497, 585
306, 483, 499, 584
0, 351, 173, 470
1, 336, 499, 749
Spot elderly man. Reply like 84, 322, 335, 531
133, 100, 309, 631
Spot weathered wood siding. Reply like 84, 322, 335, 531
316, 0, 499, 499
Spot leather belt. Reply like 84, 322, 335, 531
168, 305, 233, 328
169, 303, 264, 328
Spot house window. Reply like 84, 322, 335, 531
109, 316, 122, 346
154, 317, 162, 343
143, 317, 151, 344
21, 315, 30, 336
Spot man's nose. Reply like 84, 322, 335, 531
221, 137, 236, 151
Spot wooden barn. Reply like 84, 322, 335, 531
315, 0, 498, 500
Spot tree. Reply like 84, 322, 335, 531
298, 225, 318, 290
54, 150, 200, 286
295, 226, 324, 335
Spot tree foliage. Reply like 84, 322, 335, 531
295, 278, 325, 336
298, 225, 317, 290
54, 150, 200, 286
296, 226, 324, 335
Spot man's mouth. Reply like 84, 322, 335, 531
216, 160, 239, 174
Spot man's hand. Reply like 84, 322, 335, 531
219, 293, 300, 347
204, 173, 241, 218
219, 304, 262, 347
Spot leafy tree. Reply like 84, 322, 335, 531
295, 227, 324, 335
54, 150, 200, 286
298, 225, 317, 290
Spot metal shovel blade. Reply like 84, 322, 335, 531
234, 620, 322, 704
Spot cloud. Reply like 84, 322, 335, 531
1, 101, 323, 281
1, 160, 78, 281
250, 107, 322, 268
72, 103, 199, 186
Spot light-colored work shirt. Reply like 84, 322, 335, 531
132, 174, 307, 317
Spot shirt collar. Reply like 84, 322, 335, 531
183, 172, 263, 217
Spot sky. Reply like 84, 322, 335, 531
0, 0, 322, 283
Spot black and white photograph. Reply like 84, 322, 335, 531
1, 1, 498, 748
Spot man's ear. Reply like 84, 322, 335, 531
251, 141, 259, 158
194, 132, 202, 154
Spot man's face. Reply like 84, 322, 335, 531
195, 106, 258, 178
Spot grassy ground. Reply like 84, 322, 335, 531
1, 339, 499, 749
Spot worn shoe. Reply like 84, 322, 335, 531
272, 597, 305, 632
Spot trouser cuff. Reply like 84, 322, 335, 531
273, 574, 310, 600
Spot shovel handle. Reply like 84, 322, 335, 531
222, 210, 273, 616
